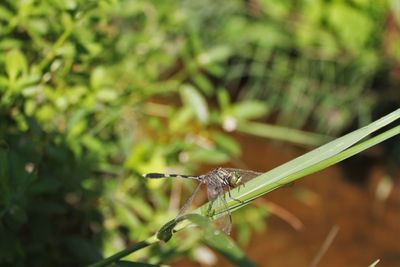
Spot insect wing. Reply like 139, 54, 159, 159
205, 176, 232, 234
176, 181, 203, 217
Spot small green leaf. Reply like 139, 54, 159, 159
114, 204, 140, 228
180, 85, 209, 124
96, 88, 118, 102
197, 46, 231, 66
67, 109, 87, 133
217, 88, 231, 111
5, 49, 28, 83
90, 66, 108, 89
231, 101, 269, 120
328, 2, 372, 53
125, 197, 153, 221
169, 107, 193, 132
189, 149, 230, 164
0, 6, 13, 21
390, 0, 400, 25
0, 75, 8, 87
192, 74, 213, 95
61, 12, 74, 30
204, 64, 225, 77
211, 132, 241, 156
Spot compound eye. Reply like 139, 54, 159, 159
231, 173, 241, 186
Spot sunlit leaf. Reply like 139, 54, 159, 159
328, 2, 372, 53
180, 85, 209, 124
197, 46, 231, 66
217, 88, 231, 111
90, 67, 108, 89
5, 49, 27, 83
188, 148, 230, 164
169, 107, 194, 132
96, 89, 118, 102
231, 101, 269, 120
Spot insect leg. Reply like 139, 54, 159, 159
227, 186, 245, 204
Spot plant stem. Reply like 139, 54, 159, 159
87, 235, 159, 267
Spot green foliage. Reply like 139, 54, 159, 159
175, 0, 391, 134
0, 0, 398, 266
0, 122, 103, 266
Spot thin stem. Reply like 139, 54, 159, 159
38, 26, 73, 71
87, 235, 159, 267
308, 225, 339, 267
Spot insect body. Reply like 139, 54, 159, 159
144, 167, 262, 234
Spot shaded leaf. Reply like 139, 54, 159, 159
211, 131, 241, 156
64, 237, 103, 263
116, 260, 161, 267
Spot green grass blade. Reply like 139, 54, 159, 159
236, 120, 332, 146
87, 235, 159, 267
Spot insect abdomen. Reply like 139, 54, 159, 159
143, 173, 166, 178
143, 173, 198, 179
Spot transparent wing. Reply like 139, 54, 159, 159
176, 181, 203, 217
223, 168, 263, 183
205, 176, 232, 234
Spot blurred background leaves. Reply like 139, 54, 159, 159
0, 0, 399, 266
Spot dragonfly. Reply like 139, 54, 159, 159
143, 167, 263, 234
